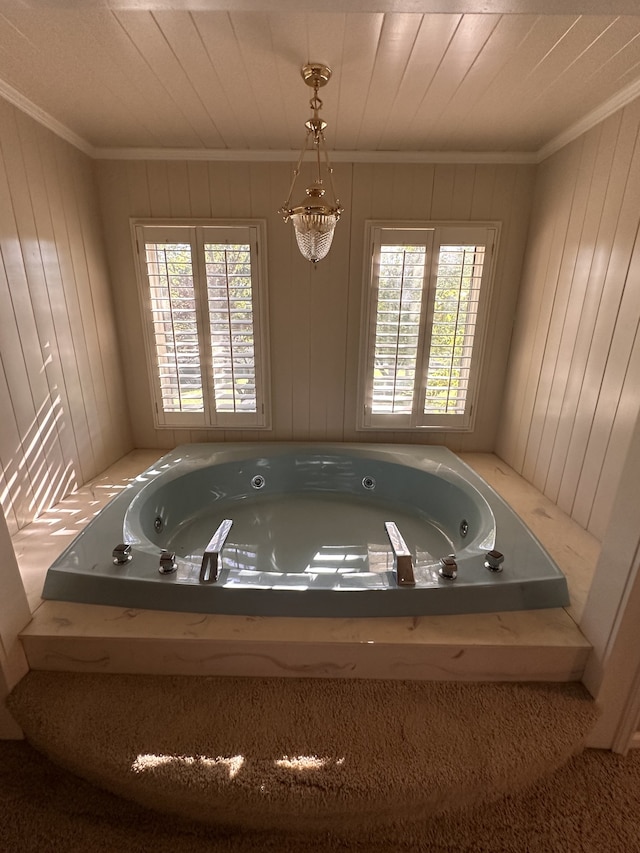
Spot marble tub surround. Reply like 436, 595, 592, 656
20, 599, 589, 681
460, 454, 600, 623
11, 450, 162, 612
13, 448, 596, 682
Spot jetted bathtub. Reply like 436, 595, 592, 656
42, 443, 570, 617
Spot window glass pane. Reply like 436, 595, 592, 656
144, 242, 204, 412
371, 244, 426, 414
424, 245, 484, 415
205, 243, 257, 413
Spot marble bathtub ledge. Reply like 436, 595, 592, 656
21, 600, 588, 646
19, 598, 591, 682
14, 449, 596, 682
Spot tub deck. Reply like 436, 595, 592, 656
14, 450, 598, 682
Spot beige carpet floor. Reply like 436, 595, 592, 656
6, 671, 600, 843
3, 737, 640, 852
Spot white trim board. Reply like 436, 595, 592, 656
26, 2, 640, 13
92, 148, 539, 164
0, 79, 93, 157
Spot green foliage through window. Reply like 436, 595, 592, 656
362, 224, 496, 430
136, 222, 269, 429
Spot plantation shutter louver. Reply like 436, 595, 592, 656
423, 243, 485, 416
143, 239, 204, 415
361, 224, 496, 431
135, 222, 269, 429
371, 242, 426, 415
205, 242, 257, 414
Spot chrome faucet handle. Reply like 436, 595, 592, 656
159, 550, 177, 574
485, 549, 504, 572
112, 543, 132, 565
200, 519, 233, 583
439, 555, 458, 580
384, 521, 415, 587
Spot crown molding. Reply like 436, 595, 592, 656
18, 1, 640, 11
536, 76, 640, 163
2, 71, 640, 167
0, 78, 94, 157
91, 146, 538, 164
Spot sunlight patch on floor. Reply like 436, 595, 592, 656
132, 753, 246, 779
275, 755, 345, 771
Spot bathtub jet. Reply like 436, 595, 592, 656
42, 443, 569, 618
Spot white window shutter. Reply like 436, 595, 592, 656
134, 221, 269, 430
422, 242, 485, 417
204, 241, 258, 415
360, 223, 497, 431
143, 238, 204, 416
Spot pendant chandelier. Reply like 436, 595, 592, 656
279, 63, 343, 264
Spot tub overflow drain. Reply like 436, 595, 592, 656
251, 475, 265, 490
154, 516, 163, 533
460, 519, 469, 538
362, 476, 376, 490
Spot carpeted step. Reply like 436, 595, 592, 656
7, 672, 599, 834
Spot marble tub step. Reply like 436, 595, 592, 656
21, 599, 590, 681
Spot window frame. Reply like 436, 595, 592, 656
358, 221, 500, 432
131, 218, 271, 430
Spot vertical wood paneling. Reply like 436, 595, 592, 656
528, 129, 601, 489
0, 170, 39, 531
264, 163, 295, 441
0, 97, 132, 530
0, 362, 22, 535
570, 113, 640, 528
588, 314, 640, 540
187, 161, 212, 219
555, 107, 638, 516
96, 158, 534, 454
460, 164, 532, 453
430, 165, 456, 219
0, 333, 35, 533
15, 114, 84, 500
498, 98, 640, 540
306, 163, 352, 441
56, 144, 109, 473
510, 144, 580, 477
73, 152, 131, 466
0, 104, 67, 522
37, 131, 95, 486
534, 124, 614, 498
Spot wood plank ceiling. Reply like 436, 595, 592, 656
1, 3, 640, 154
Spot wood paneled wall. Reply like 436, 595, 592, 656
96, 159, 535, 452
497, 98, 640, 540
0, 99, 133, 534
5, 92, 637, 544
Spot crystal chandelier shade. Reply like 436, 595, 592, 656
291, 212, 338, 262
279, 63, 343, 264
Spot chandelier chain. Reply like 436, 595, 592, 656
279, 62, 343, 263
